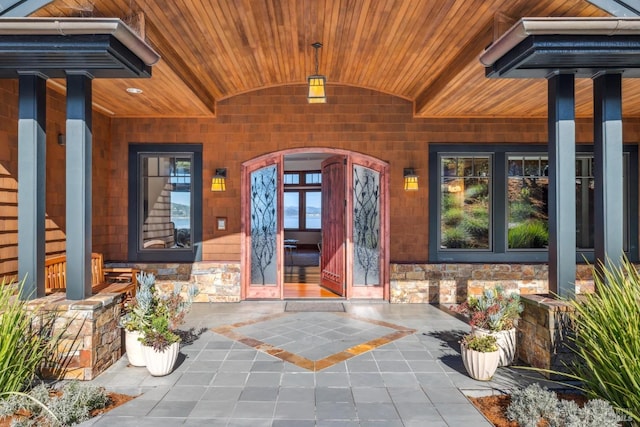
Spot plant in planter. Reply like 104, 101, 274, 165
453, 286, 523, 366
120, 272, 156, 366
460, 333, 500, 381
139, 282, 198, 376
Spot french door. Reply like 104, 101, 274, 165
320, 156, 346, 296
242, 150, 389, 300
242, 157, 282, 299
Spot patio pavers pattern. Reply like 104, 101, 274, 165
212, 312, 415, 371
82, 302, 555, 426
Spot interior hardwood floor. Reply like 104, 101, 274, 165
283, 259, 341, 299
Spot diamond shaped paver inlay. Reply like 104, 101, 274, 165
211, 312, 416, 371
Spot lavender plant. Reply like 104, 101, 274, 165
507, 383, 624, 427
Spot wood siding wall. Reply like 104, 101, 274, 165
0, 80, 112, 280
2, 83, 640, 279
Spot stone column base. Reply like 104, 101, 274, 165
517, 294, 577, 379
26, 293, 123, 380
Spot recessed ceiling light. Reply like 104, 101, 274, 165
126, 87, 143, 94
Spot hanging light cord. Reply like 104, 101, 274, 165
312, 42, 322, 75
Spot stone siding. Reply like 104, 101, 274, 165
110, 261, 242, 302
517, 294, 577, 378
111, 261, 596, 304
390, 263, 596, 304
26, 293, 123, 381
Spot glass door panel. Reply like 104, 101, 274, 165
352, 165, 380, 286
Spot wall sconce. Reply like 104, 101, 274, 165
404, 168, 419, 191
57, 133, 66, 146
307, 42, 327, 104
211, 168, 227, 192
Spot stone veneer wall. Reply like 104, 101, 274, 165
108, 261, 597, 304
390, 263, 596, 303
26, 293, 123, 381
108, 261, 242, 303
517, 294, 577, 378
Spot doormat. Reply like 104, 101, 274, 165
285, 301, 345, 312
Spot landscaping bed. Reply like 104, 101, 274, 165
471, 392, 589, 427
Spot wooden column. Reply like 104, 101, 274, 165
65, 72, 93, 300
547, 73, 576, 299
17, 73, 47, 299
593, 73, 624, 280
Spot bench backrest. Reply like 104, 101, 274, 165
45, 253, 104, 293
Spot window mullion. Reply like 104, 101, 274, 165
494, 152, 506, 254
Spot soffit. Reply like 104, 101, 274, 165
28, 0, 628, 119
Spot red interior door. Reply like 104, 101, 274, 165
321, 156, 346, 296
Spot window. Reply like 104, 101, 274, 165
128, 144, 202, 262
283, 171, 322, 230
440, 156, 491, 250
429, 145, 637, 263
507, 155, 549, 249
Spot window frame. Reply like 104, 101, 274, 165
428, 144, 638, 263
283, 170, 322, 231
128, 144, 203, 262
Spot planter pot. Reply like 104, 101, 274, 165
124, 330, 146, 367
473, 327, 516, 367
461, 344, 500, 381
142, 342, 180, 376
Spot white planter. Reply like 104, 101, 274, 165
142, 342, 180, 376
124, 330, 146, 367
461, 345, 500, 381
473, 327, 516, 367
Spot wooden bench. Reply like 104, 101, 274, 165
44, 253, 138, 299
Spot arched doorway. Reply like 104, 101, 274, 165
241, 148, 389, 300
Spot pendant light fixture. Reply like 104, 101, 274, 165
307, 42, 327, 104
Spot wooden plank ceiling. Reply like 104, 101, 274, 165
31, 0, 639, 119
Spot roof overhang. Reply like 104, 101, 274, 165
480, 17, 640, 78
0, 17, 160, 79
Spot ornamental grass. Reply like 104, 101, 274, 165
566, 257, 640, 424
0, 278, 58, 395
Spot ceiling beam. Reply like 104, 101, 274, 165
145, 18, 217, 115
414, 18, 494, 115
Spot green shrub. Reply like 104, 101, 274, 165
469, 204, 489, 220
509, 200, 536, 223
442, 193, 457, 210
460, 334, 498, 352
461, 216, 489, 240
0, 278, 58, 394
0, 381, 110, 426
563, 257, 640, 423
442, 207, 463, 226
464, 183, 488, 201
506, 383, 557, 427
508, 220, 548, 249
506, 383, 624, 427
441, 227, 468, 248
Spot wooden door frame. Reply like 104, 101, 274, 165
241, 148, 389, 300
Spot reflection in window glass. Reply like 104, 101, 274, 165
250, 165, 278, 285
284, 192, 299, 229
507, 155, 549, 249
576, 156, 595, 250
305, 191, 321, 229
440, 156, 491, 250
140, 155, 192, 250
353, 165, 380, 285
